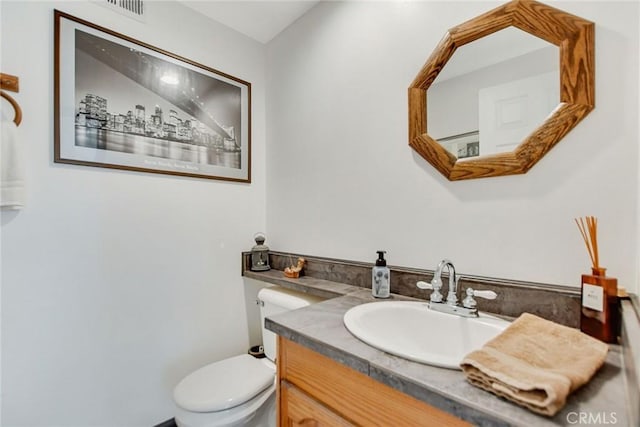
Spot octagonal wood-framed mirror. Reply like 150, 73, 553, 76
409, 0, 594, 181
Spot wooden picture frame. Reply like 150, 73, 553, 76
408, 0, 594, 181
54, 10, 251, 182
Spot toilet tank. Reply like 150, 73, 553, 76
258, 286, 325, 361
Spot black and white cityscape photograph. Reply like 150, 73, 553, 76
55, 12, 251, 182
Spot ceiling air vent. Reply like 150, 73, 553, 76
96, 0, 146, 22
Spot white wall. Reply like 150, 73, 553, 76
1, 1, 266, 425
266, 1, 639, 293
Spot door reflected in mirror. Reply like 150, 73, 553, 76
427, 27, 559, 160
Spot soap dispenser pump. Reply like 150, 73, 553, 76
372, 250, 390, 298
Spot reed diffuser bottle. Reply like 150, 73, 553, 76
575, 216, 619, 343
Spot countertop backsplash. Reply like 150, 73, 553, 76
243, 250, 582, 327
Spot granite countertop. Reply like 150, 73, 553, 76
257, 272, 629, 427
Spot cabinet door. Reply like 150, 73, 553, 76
281, 381, 354, 427
278, 337, 471, 427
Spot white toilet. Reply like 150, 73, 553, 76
173, 286, 324, 427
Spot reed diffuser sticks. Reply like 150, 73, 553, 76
575, 216, 619, 343
575, 216, 599, 270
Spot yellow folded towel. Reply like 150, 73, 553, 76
460, 313, 608, 416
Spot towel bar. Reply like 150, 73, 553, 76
0, 73, 21, 126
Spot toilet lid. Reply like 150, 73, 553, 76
174, 354, 275, 413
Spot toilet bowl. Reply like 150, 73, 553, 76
173, 286, 324, 427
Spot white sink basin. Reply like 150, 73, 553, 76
343, 301, 510, 370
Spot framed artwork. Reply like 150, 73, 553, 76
54, 10, 251, 182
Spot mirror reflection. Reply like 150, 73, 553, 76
427, 27, 559, 160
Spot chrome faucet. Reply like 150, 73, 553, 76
416, 259, 497, 318
432, 259, 459, 306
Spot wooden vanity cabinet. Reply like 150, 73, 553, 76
277, 337, 470, 426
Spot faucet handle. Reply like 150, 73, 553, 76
462, 287, 497, 309
416, 281, 432, 290
416, 280, 443, 303
473, 290, 497, 300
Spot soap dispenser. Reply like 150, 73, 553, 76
372, 250, 390, 298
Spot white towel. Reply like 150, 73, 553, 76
1, 119, 25, 210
